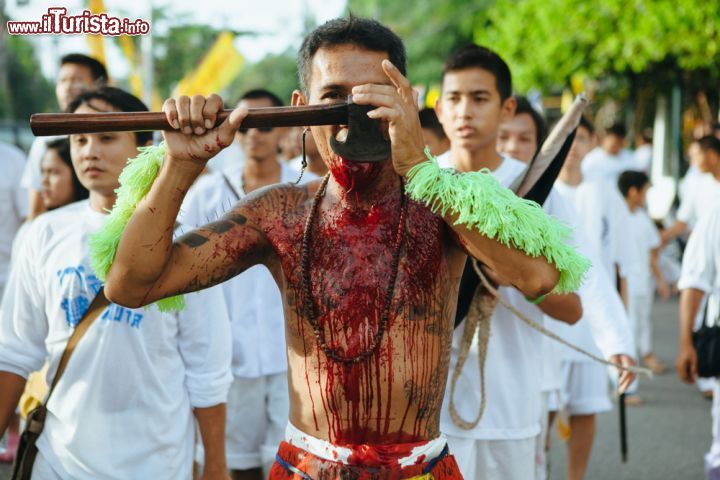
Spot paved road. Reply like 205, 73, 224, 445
548, 298, 711, 480
1, 298, 712, 479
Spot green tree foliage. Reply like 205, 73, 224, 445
347, 0, 490, 84
150, 8, 299, 104
225, 50, 299, 105
153, 22, 221, 96
0, 33, 55, 120
479, 0, 720, 92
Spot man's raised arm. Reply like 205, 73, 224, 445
105, 95, 269, 308
352, 60, 588, 298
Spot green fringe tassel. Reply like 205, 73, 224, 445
405, 152, 590, 293
88, 142, 185, 312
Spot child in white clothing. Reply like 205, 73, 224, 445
618, 170, 670, 384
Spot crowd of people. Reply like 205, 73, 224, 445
0, 14, 719, 480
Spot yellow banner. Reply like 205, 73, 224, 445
424, 85, 441, 108
174, 32, 245, 97
86, 0, 106, 65
118, 35, 143, 97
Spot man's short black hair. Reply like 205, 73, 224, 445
578, 116, 595, 136
297, 15, 407, 94
238, 89, 284, 107
605, 122, 627, 139
442, 45, 512, 102
618, 170, 649, 197
67, 86, 152, 145
698, 135, 720, 155
419, 107, 446, 140
60, 53, 108, 83
45, 137, 90, 202
513, 96, 546, 149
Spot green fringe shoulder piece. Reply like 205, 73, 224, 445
88, 142, 185, 312
405, 152, 590, 293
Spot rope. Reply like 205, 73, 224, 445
448, 259, 652, 430
448, 285, 494, 429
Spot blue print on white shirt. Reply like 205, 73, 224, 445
101, 304, 144, 329
57, 265, 103, 328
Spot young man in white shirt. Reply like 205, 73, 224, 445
22, 54, 107, 221
662, 135, 720, 243
0, 86, 232, 480
676, 204, 720, 479
581, 122, 637, 184
499, 102, 637, 480
181, 89, 316, 480
496, 95, 546, 164
434, 44, 636, 479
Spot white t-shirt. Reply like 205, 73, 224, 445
678, 165, 703, 202
181, 162, 316, 378
205, 140, 244, 173
581, 146, 637, 184
0, 200, 232, 479
625, 209, 661, 295
551, 181, 635, 363
0, 142, 28, 296
633, 144, 652, 173
678, 205, 720, 329
436, 153, 633, 439
676, 173, 720, 229
555, 180, 634, 280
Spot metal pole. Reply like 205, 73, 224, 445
141, 3, 154, 108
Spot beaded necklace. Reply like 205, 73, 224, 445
300, 173, 407, 364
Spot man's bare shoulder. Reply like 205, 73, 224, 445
237, 177, 324, 222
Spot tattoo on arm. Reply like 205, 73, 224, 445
226, 213, 247, 225
203, 220, 235, 234
179, 232, 209, 248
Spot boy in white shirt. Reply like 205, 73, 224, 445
676, 205, 720, 479
618, 171, 670, 383
22, 54, 107, 220
663, 136, 720, 245
500, 102, 636, 480
0, 86, 232, 480
434, 44, 635, 479
581, 122, 637, 184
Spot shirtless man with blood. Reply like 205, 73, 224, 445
100, 17, 587, 479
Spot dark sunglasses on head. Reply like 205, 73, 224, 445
238, 126, 274, 134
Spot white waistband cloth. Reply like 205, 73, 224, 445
285, 422, 447, 467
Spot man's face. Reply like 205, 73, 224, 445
497, 112, 537, 164
601, 133, 624, 156
630, 183, 650, 209
56, 63, 96, 111
435, 68, 515, 154
688, 142, 702, 167
698, 149, 720, 174
41, 149, 75, 209
235, 97, 285, 163
69, 100, 140, 196
566, 125, 595, 168
292, 44, 391, 191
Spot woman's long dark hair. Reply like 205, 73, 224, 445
44, 137, 90, 203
